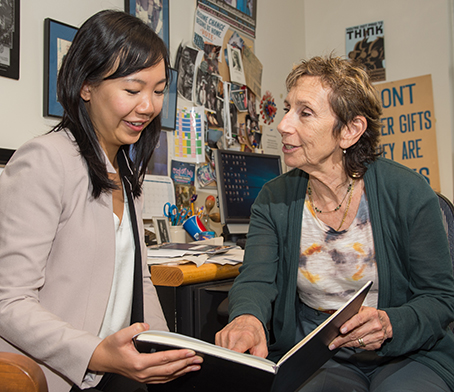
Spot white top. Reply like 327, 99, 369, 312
98, 193, 135, 339
297, 192, 379, 310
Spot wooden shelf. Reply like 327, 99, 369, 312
149, 262, 241, 287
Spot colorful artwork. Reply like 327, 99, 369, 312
260, 91, 277, 125
174, 107, 205, 163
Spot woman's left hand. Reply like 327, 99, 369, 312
328, 306, 393, 351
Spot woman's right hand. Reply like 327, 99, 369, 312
88, 323, 203, 384
215, 314, 268, 358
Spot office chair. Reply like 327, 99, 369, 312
436, 192, 454, 331
437, 192, 454, 270
0, 352, 48, 392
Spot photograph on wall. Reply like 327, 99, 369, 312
43, 18, 78, 117
214, 85, 225, 127
247, 88, 258, 121
227, 44, 246, 86
245, 114, 261, 149
231, 86, 247, 112
0, 0, 20, 80
195, 68, 218, 112
375, 74, 440, 191
175, 44, 199, 101
197, 0, 257, 38
126, 0, 169, 48
202, 42, 222, 75
346, 20, 385, 82
193, 6, 228, 55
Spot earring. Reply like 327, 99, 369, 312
343, 149, 346, 154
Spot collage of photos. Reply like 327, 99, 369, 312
160, 1, 263, 193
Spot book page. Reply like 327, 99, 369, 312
134, 330, 277, 373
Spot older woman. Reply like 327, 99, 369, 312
216, 56, 454, 391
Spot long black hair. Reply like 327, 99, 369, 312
54, 9, 170, 198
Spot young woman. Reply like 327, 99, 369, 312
0, 10, 202, 392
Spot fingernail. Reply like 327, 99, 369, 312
329, 344, 336, 351
190, 365, 201, 372
192, 356, 203, 364
340, 327, 347, 334
185, 350, 196, 357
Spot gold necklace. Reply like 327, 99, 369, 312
336, 179, 355, 231
307, 180, 353, 214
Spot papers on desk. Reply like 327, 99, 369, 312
150, 243, 235, 255
147, 244, 244, 268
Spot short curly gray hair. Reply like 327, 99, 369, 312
286, 55, 382, 178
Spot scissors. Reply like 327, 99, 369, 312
163, 202, 179, 226
177, 208, 191, 225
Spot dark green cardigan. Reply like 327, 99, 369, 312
228, 157, 454, 389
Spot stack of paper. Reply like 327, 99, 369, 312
147, 243, 244, 268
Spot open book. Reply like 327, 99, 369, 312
133, 281, 372, 392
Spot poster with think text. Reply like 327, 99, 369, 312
375, 74, 440, 192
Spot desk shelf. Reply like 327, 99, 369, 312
150, 262, 240, 286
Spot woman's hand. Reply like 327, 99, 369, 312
88, 323, 203, 384
215, 314, 268, 358
328, 307, 393, 351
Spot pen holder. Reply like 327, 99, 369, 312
169, 225, 187, 243
183, 215, 207, 240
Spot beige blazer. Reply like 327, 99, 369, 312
0, 131, 168, 391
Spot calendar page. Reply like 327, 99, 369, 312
142, 175, 175, 219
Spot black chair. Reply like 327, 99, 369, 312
436, 192, 454, 331
437, 192, 454, 270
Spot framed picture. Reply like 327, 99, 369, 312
0, 148, 15, 166
196, 0, 257, 38
153, 216, 171, 244
0, 0, 20, 80
43, 18, 78, 118
125, 0, 169, 48
161, 68, 178, 130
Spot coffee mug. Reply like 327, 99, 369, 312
169, 225, 187, 243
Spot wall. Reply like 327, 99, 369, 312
2, 0, 452, 198
0, 0, 303, 149
0, 0, 305, 237
304, 0, 454, 199
0, 0, 123, 149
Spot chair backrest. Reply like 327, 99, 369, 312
436, 192, 454, 271
436, 192, 454, 331
0, 352, 48, 392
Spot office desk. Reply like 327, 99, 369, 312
150, 262, 241, 344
